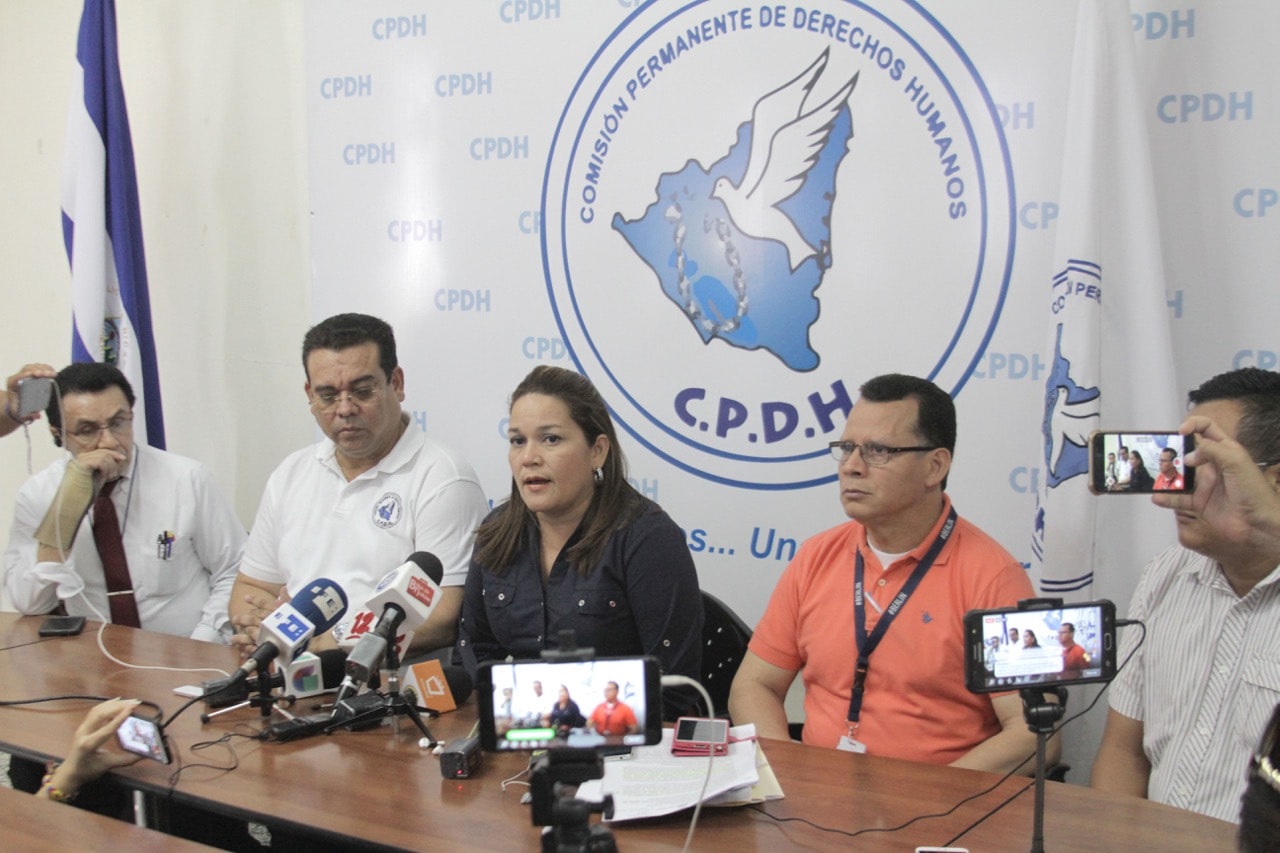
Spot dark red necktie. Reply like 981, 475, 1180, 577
92, 479, 141, 628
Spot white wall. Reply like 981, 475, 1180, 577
0, 0, 314, 542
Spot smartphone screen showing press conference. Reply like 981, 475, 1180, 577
965, 601, 1117, 692
476, 656, 661, 752
1088, 430, 1195, 494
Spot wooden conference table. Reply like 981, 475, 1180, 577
0, 614, 1237, 851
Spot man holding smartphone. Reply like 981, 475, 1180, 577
3, 362, 244, 640
1091, 367, 1280, 823
729, 374, 1045, 773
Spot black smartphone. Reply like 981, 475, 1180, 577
115, 712, 172, 764
964, 600, 1117, 692
476, 656, 663, 752
1088, 430, 1195, 494
15, 377, 53, 419
37, 615, 86, 637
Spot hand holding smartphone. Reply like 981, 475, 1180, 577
14, 376, 54, 419
115, 711, 172, 764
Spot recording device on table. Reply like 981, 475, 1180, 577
671, 716, 729, 757
1088, 429, 1195, 494
115, 709, 172, 765
964, 598, 1117, 692
476, 655, 663, 752
14, 376, 54, 419
38, 614, 87, 637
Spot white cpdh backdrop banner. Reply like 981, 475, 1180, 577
303, 0, 1278, 616
302, 0, 1279, 766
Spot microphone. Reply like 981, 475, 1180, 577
234, 578, 349, 685
441, 663, 474, 705
336, 553, 444, 703
403, 660, 474, 714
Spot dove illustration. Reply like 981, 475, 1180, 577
1048, 385, 1100, 477
712, 49, 858, 271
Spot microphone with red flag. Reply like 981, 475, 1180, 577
335, 552, 444, 703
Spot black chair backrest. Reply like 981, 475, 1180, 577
700, 591, 753, 719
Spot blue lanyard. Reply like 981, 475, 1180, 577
848, 507, 957, 727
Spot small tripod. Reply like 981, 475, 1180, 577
331, 687, 437, 744
1020, 686, 1067, 853
200, 670, 298, 724
530, 749, 617, 853
329, 639, 437, 745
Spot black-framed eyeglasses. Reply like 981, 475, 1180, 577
309, 382, 385, 413
67, 414, 134, 442
828, 441, 940, 465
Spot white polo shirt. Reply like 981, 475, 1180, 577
240, 422, 488, 620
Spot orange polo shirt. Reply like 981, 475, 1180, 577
749, 497, 1033, 764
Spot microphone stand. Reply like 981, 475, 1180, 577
1019, 687, 1067, 853
330, 638, 438, 746
200, 669, 297, 724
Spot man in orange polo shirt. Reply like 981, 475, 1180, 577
587, 681, 639, 736
729, 374, 1048, 773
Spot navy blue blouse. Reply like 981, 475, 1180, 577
456, 499, 703, 708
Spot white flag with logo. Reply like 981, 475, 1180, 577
1032, 0, 1179, 600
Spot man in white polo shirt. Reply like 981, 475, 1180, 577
229, 313, 488, 655
1091, 367, 1280, 822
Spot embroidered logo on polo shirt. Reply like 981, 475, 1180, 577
372, 493, 404, 529
921, 611, 934, 624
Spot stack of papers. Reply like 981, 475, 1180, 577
575, 724, 785, 821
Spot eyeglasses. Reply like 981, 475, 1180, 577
67, 415, 133, 442
309, 383, 384, 413
828, 441, 940, 465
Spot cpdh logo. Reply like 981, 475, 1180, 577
543, 0, 1014, 488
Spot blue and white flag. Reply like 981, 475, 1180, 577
1031, 0, 1178, 600
61, 0, 164, 448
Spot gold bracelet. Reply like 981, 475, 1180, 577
39, 761, 77, 803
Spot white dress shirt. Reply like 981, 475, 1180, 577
4, 445, 245, 643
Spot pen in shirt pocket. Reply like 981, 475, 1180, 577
156, 531, 174, 560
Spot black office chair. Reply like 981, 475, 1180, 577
698, 591, 753, 720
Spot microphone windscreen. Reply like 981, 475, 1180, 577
317, 648, 349, 689
258, 578, 350, 666
406, 551, 444, 585
364, 555, 442, 636
441, 663, 473, 705
290, 578, 350, 634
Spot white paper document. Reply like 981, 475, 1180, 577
575, 724, 778, 821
